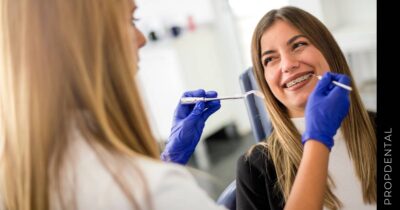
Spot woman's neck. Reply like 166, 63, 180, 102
288, 109, 305, 118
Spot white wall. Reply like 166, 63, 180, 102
135, 0, 252, 141
230, 0, 289, 67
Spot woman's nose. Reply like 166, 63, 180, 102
280, 53, 299, 73
136, 28, 147, 49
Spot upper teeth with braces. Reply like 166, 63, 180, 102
285, 73, 313, 88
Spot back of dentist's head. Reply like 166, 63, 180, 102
0, 0, 159, 209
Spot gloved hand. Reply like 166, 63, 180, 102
161, 89, 221, 164
302, 72, 351, 150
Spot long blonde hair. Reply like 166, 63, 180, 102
0, 0, 160, 210
250, 6, 376, 209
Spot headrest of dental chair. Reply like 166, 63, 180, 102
239, 67, 272, 142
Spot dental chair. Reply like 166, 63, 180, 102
216, 67, 272, 210
238, 67, 272, 142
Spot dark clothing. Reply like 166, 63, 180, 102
236, 112, 376, 210
236, 145, 284, 210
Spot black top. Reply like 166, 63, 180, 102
236, 112, 376, 210
236, 145, 284, 210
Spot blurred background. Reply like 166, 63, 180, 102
135, 0, 376, 199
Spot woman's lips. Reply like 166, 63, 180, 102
284, 74, 314, 91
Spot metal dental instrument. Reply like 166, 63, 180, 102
313, 74, 353, 91
180, 90, 265, 104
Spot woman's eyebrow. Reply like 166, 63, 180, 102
261, 49, 275, 57
287, 34, 307, 46
261, 34, 307, 57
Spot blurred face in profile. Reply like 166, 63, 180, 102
129, 0, 146, 49
260, 20, 330, 117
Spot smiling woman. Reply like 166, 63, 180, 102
259, 21, 331, 117
236, 6, 376, 210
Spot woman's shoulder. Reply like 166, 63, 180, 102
135, 157, 195, 186
237, 144, 275, 176
236, 144, 284, 209
63, 139, 225, 210
239, 144, 269, 162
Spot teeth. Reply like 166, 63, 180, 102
286, 73, 313, 88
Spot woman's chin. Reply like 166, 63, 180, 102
285, 98, 307, 117
288, 94, 309, 106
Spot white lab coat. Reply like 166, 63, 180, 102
0, 128, 227, 210
50, 129, 228, 210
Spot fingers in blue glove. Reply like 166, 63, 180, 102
329, 73, 352, 97
175, 89, 220, 119
303, 72, 352, 150
176, 89, 206, 119
314, 72, 333, 95
190, 101, 206, 116
162, 89, 221, 165
205, 90, 221, 109
203, 90, 221, 120
202, 103, 221, 121
187, 90, 222, 120
184, 89, 206, 97
315, 72, 352, 95
329, 73, 351, 86
205, 90, 218, 98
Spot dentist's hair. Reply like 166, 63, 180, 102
0, 0, 159, 210
250, 6, 376, 210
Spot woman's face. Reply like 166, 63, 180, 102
260, 20, 330, 117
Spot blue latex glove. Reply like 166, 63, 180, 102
161, 89, 221, 164
302, 72, 351, 150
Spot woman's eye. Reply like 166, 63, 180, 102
263, 57, 273, 66
292, 42, 308, 50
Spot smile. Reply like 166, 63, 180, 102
285, 73, 313, 88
